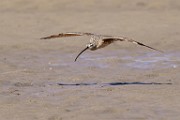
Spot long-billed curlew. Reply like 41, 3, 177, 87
41, 32, 163, 62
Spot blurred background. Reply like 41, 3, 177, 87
1, 0, 180, 12
0, 1, 180, 120
0, 0, 180, 51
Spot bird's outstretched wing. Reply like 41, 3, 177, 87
102, 37, 163, 53
41, 32, 96, 39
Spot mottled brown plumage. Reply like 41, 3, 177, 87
41, 32, 163, 61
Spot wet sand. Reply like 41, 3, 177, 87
0, 0, 180, 120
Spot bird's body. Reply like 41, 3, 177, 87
41, 32, 162, 61
88, 35, 113, 50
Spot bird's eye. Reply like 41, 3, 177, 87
90, 43, 93, 47
87, 43, 94, 48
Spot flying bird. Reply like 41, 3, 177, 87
41, 32, 163, 61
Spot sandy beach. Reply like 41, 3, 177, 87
0, 0, 180, 120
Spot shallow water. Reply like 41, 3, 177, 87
48, 51, 180, 70
1, 2, 180, 119
124, 52, 180, 69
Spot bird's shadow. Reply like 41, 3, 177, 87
58, 82, 172, 87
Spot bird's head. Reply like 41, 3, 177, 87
74, 43, 96, 62
86, 43, 96, 50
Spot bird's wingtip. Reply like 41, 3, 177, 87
40, 37, 49, 40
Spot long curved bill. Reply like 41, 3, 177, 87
74, 47, 89, 62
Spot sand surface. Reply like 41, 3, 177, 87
0, 0, 180, 120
